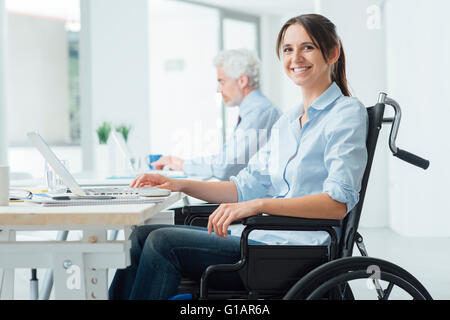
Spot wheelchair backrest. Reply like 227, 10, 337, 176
340, 102, 386, 258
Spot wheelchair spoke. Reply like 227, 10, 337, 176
306, 270, 427, 300
284, 257, 432, 301
382, 282, 395, 300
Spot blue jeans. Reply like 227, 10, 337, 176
108, 224, 261, 300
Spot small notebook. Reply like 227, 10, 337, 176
25, 196, 167, 207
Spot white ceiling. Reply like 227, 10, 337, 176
188, 0, 316, 16
6, 0, 80, 21
4, 0, 316, 21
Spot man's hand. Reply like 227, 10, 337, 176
151, 156, 184, 171
130, 173, 181, 191
207, 200, 262, 238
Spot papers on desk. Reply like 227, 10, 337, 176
25, 196, 168, 207
9, 189, 33, 201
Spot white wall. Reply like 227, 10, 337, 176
317, 0, 389, 228
7, 13, 70, 145
385, 0, 450, 236
80, 0, 151, 171
0, 0, 8, 166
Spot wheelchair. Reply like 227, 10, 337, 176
172, 92, 433, 300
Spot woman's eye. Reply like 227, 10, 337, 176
283, 47, 292, 53
304, 45, 314, 50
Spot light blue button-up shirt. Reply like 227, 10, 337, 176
230, 83, 368, 245
183, 89, 281, 180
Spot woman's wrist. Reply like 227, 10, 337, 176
174, 178, 187, 193
251, 198, 266, 214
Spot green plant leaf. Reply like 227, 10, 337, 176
96, 121, 112, 144
115, 124, 132, 142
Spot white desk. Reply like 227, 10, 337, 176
0, 192, 183, 300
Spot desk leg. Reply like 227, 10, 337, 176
84, 267, 108, 300
50, 228, 120, 300
83, 229, 108, 300
39, 230, 70, 300
0, 229, 16, 300
52, 253, 87, 300
52, 228, 108, 300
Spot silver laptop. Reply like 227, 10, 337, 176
110, 130, 137, 172
27, 131, 171, 198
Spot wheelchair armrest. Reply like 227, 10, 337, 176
173, 204, 219, 226
242, 214, 343, 228
181, 204, 220, 215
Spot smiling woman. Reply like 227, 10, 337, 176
109, 13, 368, 300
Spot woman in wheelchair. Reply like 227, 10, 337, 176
109, 13, 369, 300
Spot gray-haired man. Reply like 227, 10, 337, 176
152, 49, 281, 180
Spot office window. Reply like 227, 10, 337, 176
6, 0, 81, 177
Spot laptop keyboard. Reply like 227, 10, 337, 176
83, 187, 141, 196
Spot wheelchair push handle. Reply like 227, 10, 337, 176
394, 148, 430, 170
377, 92, 430, 170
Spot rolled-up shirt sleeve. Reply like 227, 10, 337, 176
323, 100, 368, 213
230, 139, 272, 202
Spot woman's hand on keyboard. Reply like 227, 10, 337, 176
130, 174, 180, 191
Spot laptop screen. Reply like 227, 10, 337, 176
27, 131, 86, 196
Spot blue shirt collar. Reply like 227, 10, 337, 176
292, 82, 343, 121
239, 89, 263, 117
310, 82, 343, 111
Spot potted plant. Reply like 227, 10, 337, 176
115, 124, 132, 142
96, 121, 112, 144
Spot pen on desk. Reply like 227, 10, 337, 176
52, 196, 117, 200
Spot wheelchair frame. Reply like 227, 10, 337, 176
173, 92, 432, 300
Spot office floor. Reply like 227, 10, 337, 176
10, 226, 450, 300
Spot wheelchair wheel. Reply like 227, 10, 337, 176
283, 257, 432, 300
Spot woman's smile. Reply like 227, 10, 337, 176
291, 65, 312, 74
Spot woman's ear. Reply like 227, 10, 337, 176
328, 45, 340, 65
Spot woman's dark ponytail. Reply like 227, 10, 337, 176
332, 40, 350, 97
